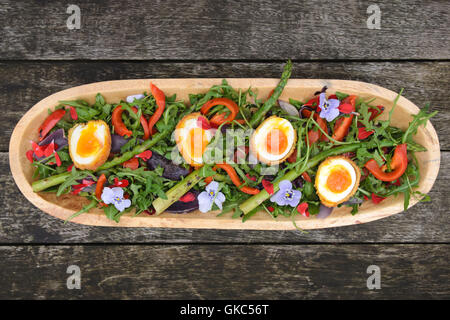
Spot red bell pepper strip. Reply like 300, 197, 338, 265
112, 105, 133, 137
112, 105, 149, 139
131, 107, 150, 140
122, 157, 139, 170
148, 83, 166, 136
332, 95, 356, 142
200, 98, 239, 127
365, 144, 408, 182
216, 163, 260, 195
38, 109, 66, 141
95, 174, 107, 200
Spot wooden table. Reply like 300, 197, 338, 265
0, 0, 448, 299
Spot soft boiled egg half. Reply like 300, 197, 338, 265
175, 113, 215, 167
250, 116, 296, 165
68, 120, 111, 170
315, 156, 361, 207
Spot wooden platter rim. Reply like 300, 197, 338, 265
9, 78, 440, 230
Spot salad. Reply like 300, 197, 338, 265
28, 61, 436, 226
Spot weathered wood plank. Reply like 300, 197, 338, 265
0, 244, 448, 299
1, 61, 448, 152
0, 0, 449, 60
1, 152, 448, 243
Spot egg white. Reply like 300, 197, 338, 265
69, 122, 108, 165
176, 116, 214, 165
251, 117, 295, 163
316, 158, 357, 203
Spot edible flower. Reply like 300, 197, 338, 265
71, 179, 95, 195
122, 157, 139, 170
262, 179, 274, 195
101, 187, 132, 212
371, 193, 386, 204
26, 150, 34, 163
179, 192, 196, 203
358, 127, 374, 140
270, 180, 302, 207
318, 93, 340, 122
69, 106, 78, 120
198, 181, 225, 213
338, 102, 355, 114
296, 202, 310, 217
126, 94, 145, 104
136, 150, 153, 161
112, 178, 129, 188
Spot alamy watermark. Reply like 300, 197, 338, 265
66, 265, 81, 289
366, 4, 381, 29
366, 265, 381, 290
66, 4, 81, 30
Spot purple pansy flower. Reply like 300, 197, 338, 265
318, 92, 340, 122
101, 187, 131, 212
126, 94, 145, 104
270, 180, 302, 207
198, 181, 226, 213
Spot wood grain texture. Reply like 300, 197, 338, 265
1, 61, 448, 152
0, 0, 449, 60
1, 152, 448, 243
0, 244, 448, 299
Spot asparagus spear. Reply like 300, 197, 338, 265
32, 171, 72, 193
248, 60, 292, 127
152, 169, 203, 215
238, 143, 362, 214
96, 129, 170, 171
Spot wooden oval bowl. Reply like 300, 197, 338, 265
9, 79, 440, 229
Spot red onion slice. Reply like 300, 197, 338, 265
316, 204, 333, 219
278, 99, 300, 117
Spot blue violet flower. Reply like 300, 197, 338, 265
198, 181, 226, 213
318, 92, 340, 122
270, 180, 302, 207
101, 187, 132, 212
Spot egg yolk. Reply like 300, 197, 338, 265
266, 129, 288, 155
76, 122, 101, 157
186, 127, 208, 159
326, 166, 352, 193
